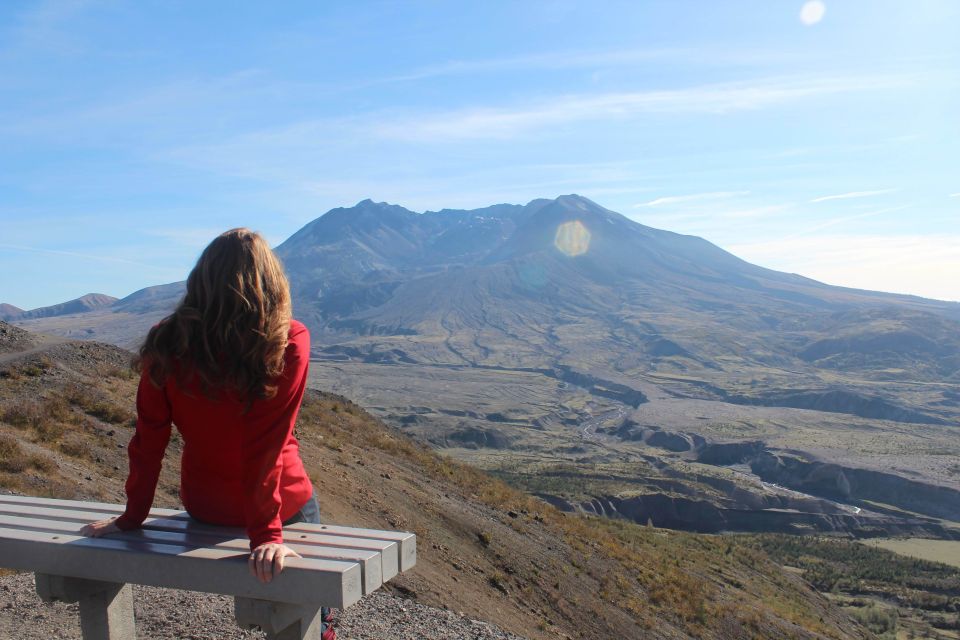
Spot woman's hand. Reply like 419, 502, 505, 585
79, 517, 121, 538
249, 543, 301, 583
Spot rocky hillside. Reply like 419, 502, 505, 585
0, 322, 37, 354
0, 322, 874, 640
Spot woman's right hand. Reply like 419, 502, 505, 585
249, 543, 301, 583
80, 517, 121, 538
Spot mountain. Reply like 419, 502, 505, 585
4, 293, 118, 322
0, 304, 24, 321
11, 285, 183, 349
270, 196, 959, 385
111, 281, 185, 315
18, 195, 960, 363
0, 322, 880, 640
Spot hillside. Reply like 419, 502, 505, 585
1, 294, 117, 322
0, 321, 875, 640
0, 304, 23, 321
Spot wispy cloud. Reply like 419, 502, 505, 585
635, 191, 749, 207
810, 188, 897, 203
375, 46, 810, 85
144, 227, 231, 248
631, 203, 793, 234
2, 0, 93, 57
783, 205, 911, 239
373, 73, 913, 142
719, 203, 793, 219
950, 193, 960, 198
386, 48, 683, 82
0, 242, 164, 270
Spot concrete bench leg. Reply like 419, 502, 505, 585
35, 574, 136, 640
234, 597, 323, 640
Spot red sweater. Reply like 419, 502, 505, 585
115, 319, 315, 550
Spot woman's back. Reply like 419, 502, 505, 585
119, 318, 313, 548
179, 320, 310, 522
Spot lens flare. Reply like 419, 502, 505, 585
554, 220, 591, 257
799, 1, 825, 26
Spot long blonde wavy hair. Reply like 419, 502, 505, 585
136, 228, 292, 403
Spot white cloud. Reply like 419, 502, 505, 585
810, 189, 896, 203
0, 242, 166, 270
950, 193, 960, 198
373, 74, 911, 142
386, 48, 684, 82
379, 46, 809, 84
784, 205, 911, 239
2, 0, 92, 57
635, 191, 750, 207
717, 204, 794, 219
144, 227, 229, 248
631, 204, 793, 234
727, 234, 960, 302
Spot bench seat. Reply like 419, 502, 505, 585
0, 494, 416, 640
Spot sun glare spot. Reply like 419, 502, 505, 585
800, 1, 826, 26
554, 220, 591, 257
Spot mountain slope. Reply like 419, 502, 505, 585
0, 304, 24, 321
16, 196, 960, 371
8, 293, 118, 321
0, 323, 873, 640
12, 284, 183, 349
269, 196, 959, 372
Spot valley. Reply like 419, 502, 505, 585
307, 356, 960, 540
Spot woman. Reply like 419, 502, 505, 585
81, 229, 330, 627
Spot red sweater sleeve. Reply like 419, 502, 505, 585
115, 370, 173, 531
242, 323, 310, 550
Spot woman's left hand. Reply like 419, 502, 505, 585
249, 543, 301, 583
80, 517, 121, 538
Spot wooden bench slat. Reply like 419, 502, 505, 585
0, 526, 363, 607
0, 515, 383, 595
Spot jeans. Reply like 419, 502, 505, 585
283, 492, 321, 525
282, 491, 332, 633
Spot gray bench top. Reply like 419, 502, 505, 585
0, 494, 416, 609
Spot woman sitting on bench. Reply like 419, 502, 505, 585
80, 228, 335, 639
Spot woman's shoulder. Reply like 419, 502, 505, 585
288, 318, 309, 338
287, 319, 310, 352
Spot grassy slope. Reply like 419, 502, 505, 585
0, 334, 873, 640
750, 535, 960, 639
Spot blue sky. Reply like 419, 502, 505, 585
1, 0, 958, 309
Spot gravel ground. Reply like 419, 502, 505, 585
0, 572, 529, 640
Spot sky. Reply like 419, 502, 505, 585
1, 0, 958, 309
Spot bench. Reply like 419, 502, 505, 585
0, 494, 416, 640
